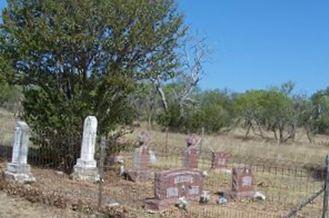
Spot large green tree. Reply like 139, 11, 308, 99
1, 0, 185, 171
184, 90, 235, 133
0, 37, 21, 113
235, 88, 295, 143
311, 88, 329, 135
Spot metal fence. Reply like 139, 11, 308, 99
0, 130, 327, 218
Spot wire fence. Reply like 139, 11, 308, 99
0, 128, 327, 217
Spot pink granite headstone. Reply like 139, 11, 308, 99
211, 152, 231, 171
231, 166, 255, 200
182, 134, 200, 169
145, 169, 204, 211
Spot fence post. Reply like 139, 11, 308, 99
98, 136, 107, 211
200, 127, 205, 169
200, 127, 205, 151
165, 127, 169, 154
323, 154, 329, 218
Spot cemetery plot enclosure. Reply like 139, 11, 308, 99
0, 132, 325, 217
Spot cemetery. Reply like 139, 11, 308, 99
0, 1, 328, 217
0, 116, 325, 217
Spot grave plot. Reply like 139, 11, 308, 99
182, 134, 200, 169
4, 121, 35, 183
117, 150, 322, 217
0, 125, 324, 218
145, 169, 204, 211
231, 166, 255, 200
72, 116, 99, 182
120, 145, 323, 214
0, 152, 324, 218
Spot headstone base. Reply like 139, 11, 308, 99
144, 198, 175, 211
212, 168, 232, 174
126, 170, 152, 182
72, 163, 100, 182
4, 163, 35, 183
75, 158, 97, 169
144, 195, 201, 211
230, 191, 255, 200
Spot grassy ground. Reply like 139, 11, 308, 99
0, 108, 16, 147
138, 126, 329, 169
0, 157, 322, 217
0, 191, 87, 218
0, 108, 327, 217
2, 108, 328, 167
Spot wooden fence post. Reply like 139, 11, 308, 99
165, 127, 169, 154
200, 127, 205, 168
98, 136, 107, 211
323, 154, 329, 218
200, 127, 205, 150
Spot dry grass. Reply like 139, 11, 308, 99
0, 157, 322, 218
2, 108, 328, 167
134, 125, 329, 169
0, 191, 86, 218
122, 153, 323, 217
0, 108, 16, 146
0, 109, 327, 217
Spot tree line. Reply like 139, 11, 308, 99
131, 81, 329, 144
2, 79, 329, 144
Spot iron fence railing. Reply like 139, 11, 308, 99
0, 130, 326, 217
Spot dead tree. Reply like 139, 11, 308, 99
150, 75, 169, 113
149, 36, 210, 117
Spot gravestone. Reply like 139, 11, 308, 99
126, 132, 152, 182
182, 134, 200, 169
145, 169, 204, 211
231, 166, 255, 200
4, 121, 35, 183
211, 152, 231, 172
72, 116, 100, 182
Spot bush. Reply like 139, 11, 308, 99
311, 88, 329, 135
157, 90, 235, 133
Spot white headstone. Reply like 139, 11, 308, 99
72, 116, 100, 182
5, 121, 35, 183
149, 150, 157, 164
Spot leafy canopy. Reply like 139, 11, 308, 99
1, 0, 186, 171
1, 0, 185, 132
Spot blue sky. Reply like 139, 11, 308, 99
179, 0, 329, 94
1, 0, 328, 94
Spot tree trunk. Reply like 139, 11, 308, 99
155, 85, 168, 113
281, 124, 296, 143
272, 127, 278, 141
244, 122, 252, 140
279, 127, 284, 144
258, 125, 265, 139
147, 113, 153, 130
252, 122, 265, 139
305, 126, 314, 144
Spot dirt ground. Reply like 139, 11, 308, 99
0, 191, 89, 218
0, 109, 325, 217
